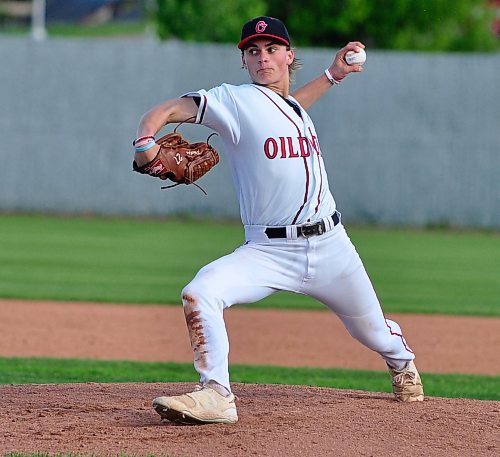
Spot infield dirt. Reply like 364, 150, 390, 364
0, 300, 499, 375
1, 382, 499, 456
0, 299, 499, 456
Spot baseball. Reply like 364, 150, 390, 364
345, 48, 366, 65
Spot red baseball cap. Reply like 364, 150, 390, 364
238, 16, 291, 50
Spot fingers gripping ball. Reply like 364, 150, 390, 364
345, 48, 366, 66
133, 132, 219, 193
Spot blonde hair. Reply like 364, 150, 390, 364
288, 47, 301, 82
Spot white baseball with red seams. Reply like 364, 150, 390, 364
181, 82, 415, 394
345, 48, 366, 65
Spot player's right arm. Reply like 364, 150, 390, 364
134, 97, 199, 166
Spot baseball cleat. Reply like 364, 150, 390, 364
388, 360, 424, 402
152, 385, 238, 425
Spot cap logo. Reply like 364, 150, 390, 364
255, 20, 268, 33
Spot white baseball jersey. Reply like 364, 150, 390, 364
185, 83, 336, 226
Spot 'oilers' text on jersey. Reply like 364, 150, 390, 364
263, 135, 321, 159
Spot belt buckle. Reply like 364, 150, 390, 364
300, 221, 323, 238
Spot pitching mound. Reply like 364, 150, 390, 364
1, 383, 498, 456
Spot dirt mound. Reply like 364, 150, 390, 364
1, 382, 498, 456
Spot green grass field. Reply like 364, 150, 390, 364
0, 357, 498, 401
0, 214, 498, 316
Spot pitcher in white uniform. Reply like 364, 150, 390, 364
133, 16, 424, 425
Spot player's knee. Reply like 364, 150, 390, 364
181, 280, 223, 314
181, 282, 202, 309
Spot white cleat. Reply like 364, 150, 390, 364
153, 385, 238, 424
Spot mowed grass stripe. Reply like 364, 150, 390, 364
0, 357, 498, 401
0, 214, 498, 316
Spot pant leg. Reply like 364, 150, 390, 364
302, 225, 415, 366
181, 242, 305, 392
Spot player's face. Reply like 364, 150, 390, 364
243, 39, 294, 88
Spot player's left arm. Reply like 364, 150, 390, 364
133, 97, 199, 167
292, 42, 364, 110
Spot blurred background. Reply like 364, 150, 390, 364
0, 0, 499, 227
1, 0, 499, 48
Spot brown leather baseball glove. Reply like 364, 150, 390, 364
133, 132, 219, 194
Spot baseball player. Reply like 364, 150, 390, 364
133, 16, 424, 425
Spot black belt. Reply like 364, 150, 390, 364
265, 212, 340, 239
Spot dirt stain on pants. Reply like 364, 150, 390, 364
182, 293, 208, 370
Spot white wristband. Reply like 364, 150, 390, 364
324, 68, 341, 85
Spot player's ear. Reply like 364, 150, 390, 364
286, 48, 294, 65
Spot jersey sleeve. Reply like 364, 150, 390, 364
182, 84, 241, 144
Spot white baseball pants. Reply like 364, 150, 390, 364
181, 221, 415, 393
